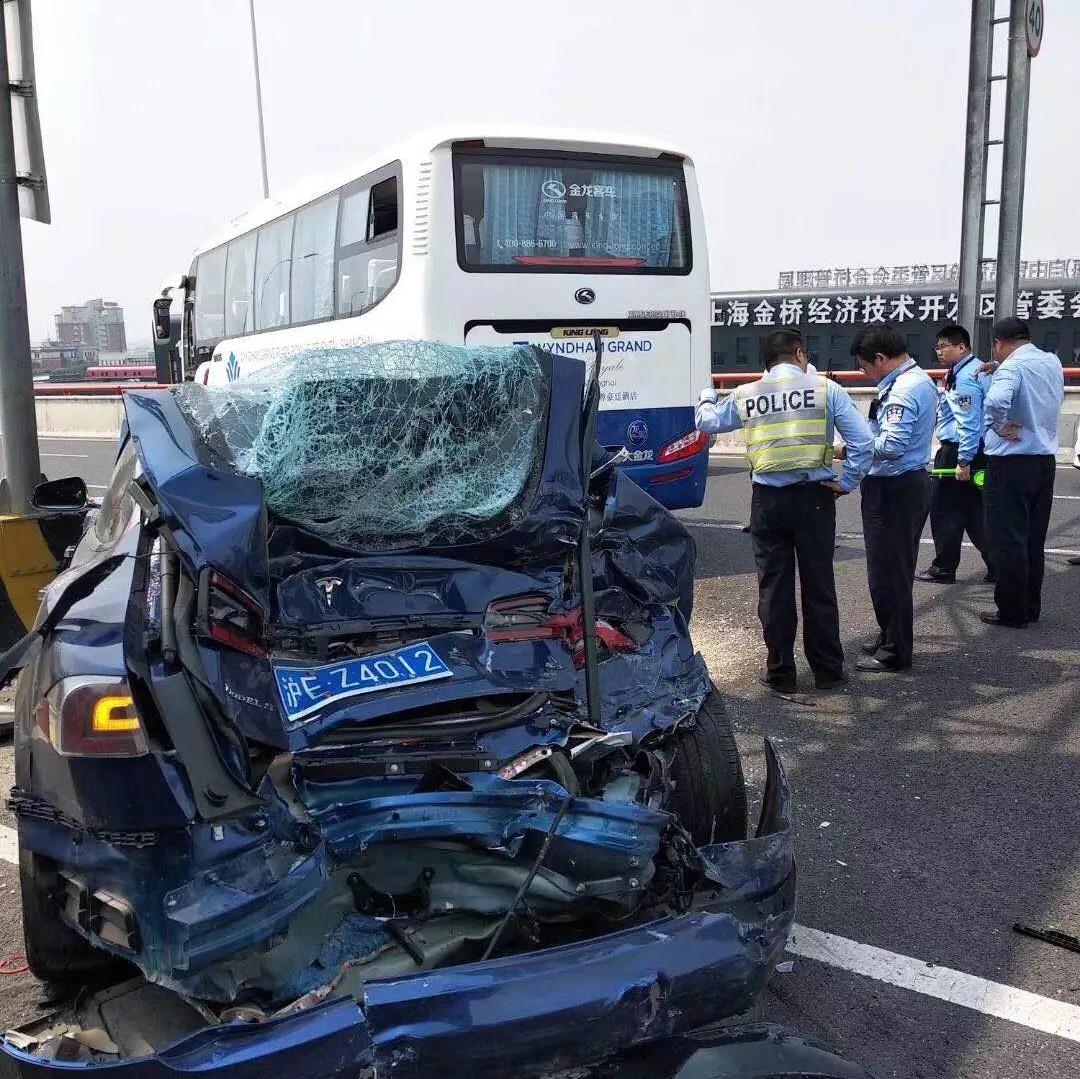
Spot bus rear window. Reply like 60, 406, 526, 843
455, 152, 691, 274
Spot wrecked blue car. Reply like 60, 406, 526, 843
3, 341, 795, 1077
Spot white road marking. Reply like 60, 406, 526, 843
684, 520, 1080, 558
788, 923, 1080, 1043
1054, 495, 1080, 500
0, 821, 1071, 1040
40, 453, 88, 459
0, 826, 15, 866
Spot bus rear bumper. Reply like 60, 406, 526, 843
625, 447, 709, 508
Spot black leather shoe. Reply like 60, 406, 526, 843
860, 641, 880, 656
979, 611, 1027, 628
915, 567, 955, 583
758, 672, 796, 694
855, 656, 903, 673
815, 671, 850, 691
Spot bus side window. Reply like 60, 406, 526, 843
194, 247, 227, 347
369, 177, 398, 239
255, 215, 294, 330
224, 232, 257, 337
336, 173, 400, 319
292, 195, 339, 324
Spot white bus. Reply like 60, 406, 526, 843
173, 129, 711, 508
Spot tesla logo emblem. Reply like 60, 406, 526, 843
315, 577, 342, 607
541, 180, 566, 199
575, 288, 595, 305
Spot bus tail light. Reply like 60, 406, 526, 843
658, 430, 709, 464
43, 678, 149, 757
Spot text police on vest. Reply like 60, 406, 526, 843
744, 388, 818, 416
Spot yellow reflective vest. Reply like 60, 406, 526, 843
734, 372, 833, 474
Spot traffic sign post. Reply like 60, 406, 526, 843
0, 0, 45, 514
993, 0, 1042, 332
1026, 0, 1044, 57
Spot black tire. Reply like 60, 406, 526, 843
20, 850, 112, 984
669, 690, 748, 844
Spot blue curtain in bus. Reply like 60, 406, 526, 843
585, 171, 676, 268
480, 165, 569, 265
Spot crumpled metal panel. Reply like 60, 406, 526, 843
359, 739, 795, 1079
0, 745, 797, 1078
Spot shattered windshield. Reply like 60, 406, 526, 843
175, 341, 548, 549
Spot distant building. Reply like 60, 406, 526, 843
54, 298, 127, 353
711, 259, 1080, 375
31, 342, 98, 370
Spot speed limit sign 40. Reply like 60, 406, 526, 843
1026, 0, 1044, 58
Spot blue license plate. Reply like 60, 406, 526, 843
273, 642, 453, 724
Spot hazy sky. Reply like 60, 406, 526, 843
19, 0, 1080, 345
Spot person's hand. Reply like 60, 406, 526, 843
1000, 421, 1023, 442
821, 480, 846, 497
698, 385, 718, 405
978, 360, 999, 376
955, 464, 971, 482
833, 443, 847, 461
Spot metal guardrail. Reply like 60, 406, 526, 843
31, 372, 1080, 396
33, 382, 168, 396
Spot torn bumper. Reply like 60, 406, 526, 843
0, 744, 794, 1079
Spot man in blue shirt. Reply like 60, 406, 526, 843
980, 317, 1065, 628
848, 325, 937, 673
916, 324, 995, 584
697, 329, 873, 693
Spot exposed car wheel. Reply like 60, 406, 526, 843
669, 691, 748, 844
20, 851, 113, 984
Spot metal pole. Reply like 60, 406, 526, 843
248, 0, 269, 199
957, 0, 995, 333
994, 0, 1032, 324
0, 7, 41, 514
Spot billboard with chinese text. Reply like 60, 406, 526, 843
711, 278, 1080, 374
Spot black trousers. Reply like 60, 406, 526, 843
929, 441, 992, 576
749, 483, 844, 685
984, 455, 1056, 625
861, 471, 931, 668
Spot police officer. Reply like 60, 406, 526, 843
980, 317, 1065, 628
915, 323, 994, 584
697, 329, 873, 693
849, 325, 937, 673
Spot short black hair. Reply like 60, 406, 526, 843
850, 325, 907, 363
991, 316, 1031, 343
936, 323, 971, 350
761, 329, 804, 370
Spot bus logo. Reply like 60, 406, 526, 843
541, 180, 566, 200
226, 353, 240, 381
627, 419, 649, 447
574, 288, 596, 305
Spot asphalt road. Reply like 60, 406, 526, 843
2, 435, 120, 494
0, 442, 1075, 1078
681, 456, 1080, 1079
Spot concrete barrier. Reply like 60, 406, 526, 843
35, 396, 126, 439
33, 387, 1080, 449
